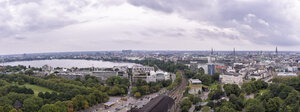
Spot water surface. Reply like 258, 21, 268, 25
3, 59, 137, 68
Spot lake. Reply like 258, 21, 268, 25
2, 59, 138, 68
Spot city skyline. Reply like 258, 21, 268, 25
1, 0, 300, 55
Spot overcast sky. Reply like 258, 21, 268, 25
0, 0, 300, 55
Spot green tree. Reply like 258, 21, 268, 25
0, 97, 13, 106
285, 90, 300, 105
187, 94, 202, 104
180, 99, 192, 112
72, 95, 88, 111
25, 69, 34, 76
242, 82, 254, 94
53, 101, 69, 112
39, 104, 58, 112
184, 70, 195, 78
257, 91, 274, 102
134, 92, 141, 98
17, 78, 25, 85
254, 79, 268, 90
195, 105, 202, 111
245, 99, 265, 112
108, 86, 122, 96
44, 92, 51, 99
140, 85, 150, 95
22, 97, 44, 112
265, 97, 283, 112
229, 94, 244, 111
201, 106, 211, 112
131, 87, 138, 95
2, 104, 13, 112
278, 84, 293, 99
212, 73, 220, 82
218, 106, 237, 112
199, 74, 213, 85
198, 68, 205, 75
38, 92, 44, 98
224, 84, 241, 96
9, 108, 19, 112
208, 89, 224, 100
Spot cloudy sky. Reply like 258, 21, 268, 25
0, 0, 300, 55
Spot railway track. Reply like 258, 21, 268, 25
168, 71, 187, 111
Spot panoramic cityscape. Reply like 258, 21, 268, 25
1, 0, 300, 112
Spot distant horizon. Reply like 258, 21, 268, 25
1, 49, 299, 56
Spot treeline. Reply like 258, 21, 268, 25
202, 78, 300, 112
71, 90, 109, 111
180, 94, 202, 112
242, 79, 268, 94
167, 71, 182, 90
104, 58, 188, 73
0, 93, 43, 112
0, 65, 26, 72
44, 74, 102, 88
132, 79, 172, 98
0, 85, 34, 96
272, 75, 300, 91
0, 74, 92, 101
0, 79, 34, 97
105, 76, 130, 96
184, 65, 220, 86
185, 69, 220, 86
0, 90, 109, 112
0, 79, 9, 87
0, 73, 110, 112
130, 59, 187, 73
208, 85, 225, 100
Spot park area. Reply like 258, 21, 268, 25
19, 83, 56, 96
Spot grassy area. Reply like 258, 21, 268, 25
19, 83, 56, 96
203, 99, 211, 102
259, 89, 269, 94
209, 83, 218, 90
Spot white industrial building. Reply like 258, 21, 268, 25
220, 73, 243, 85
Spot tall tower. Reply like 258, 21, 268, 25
275, 46, 278, 54
211, 48, 213, 55
233, 48, 236, 56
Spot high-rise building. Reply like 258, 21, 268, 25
275, 46, 278, 54
208, 64, 215, 75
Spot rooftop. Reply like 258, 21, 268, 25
131, 95, 174, 112
189, 79, 202, 84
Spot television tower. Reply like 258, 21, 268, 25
233, 48, 236, 56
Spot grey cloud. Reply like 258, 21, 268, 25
140, 28, 186, 38
128, 0, 300, 46
14, 36, 26, 40
3, 0, 41, 6
0, 0, 97, 38
127, 0, 173, 13
113, 39, 142, 44
196, 28, 239, 40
